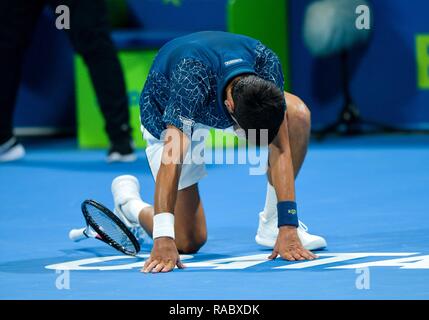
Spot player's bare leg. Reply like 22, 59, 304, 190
138, 183, 207, 254
112, 176, 207, 255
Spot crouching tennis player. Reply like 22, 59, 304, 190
111, 31, 327, 273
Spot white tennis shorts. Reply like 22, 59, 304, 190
143, 126, 211, 190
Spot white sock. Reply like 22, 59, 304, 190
122, 199, 151, 225
263, 182, 278, 219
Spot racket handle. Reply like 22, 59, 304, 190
69, 228, 88, 242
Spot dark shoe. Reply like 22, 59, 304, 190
0, 137, 25, 162
107, 140, 136, 163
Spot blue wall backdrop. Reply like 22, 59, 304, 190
290, 0, 429, 130
14, 9, 75, 131
13, 0, 429, 132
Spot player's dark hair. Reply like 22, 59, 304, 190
231, 75, 285, 145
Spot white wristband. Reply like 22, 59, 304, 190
153, 212, 175, 240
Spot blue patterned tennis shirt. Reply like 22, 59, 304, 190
139, 31, 284, 139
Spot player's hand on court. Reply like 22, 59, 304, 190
268, 226, 318, 261
142, 237, 185, 273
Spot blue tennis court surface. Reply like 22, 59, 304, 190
1, 135, 428, 299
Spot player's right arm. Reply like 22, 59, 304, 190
142, 59, 211, 273
143, 125, 190, 273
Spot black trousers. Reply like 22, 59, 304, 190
0, 0, 130, 145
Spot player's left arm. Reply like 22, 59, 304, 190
267, 110, 317, 261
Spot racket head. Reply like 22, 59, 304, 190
81, 199, 140, 256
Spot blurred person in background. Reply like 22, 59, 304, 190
0, 0, 135, 163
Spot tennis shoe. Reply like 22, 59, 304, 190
255, 211, 327, 250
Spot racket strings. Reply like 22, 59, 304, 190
86, 204, 136, 254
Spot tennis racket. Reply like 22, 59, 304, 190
69, 199, 140, 256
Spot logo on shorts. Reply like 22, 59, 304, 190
178, 115, 195, 128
